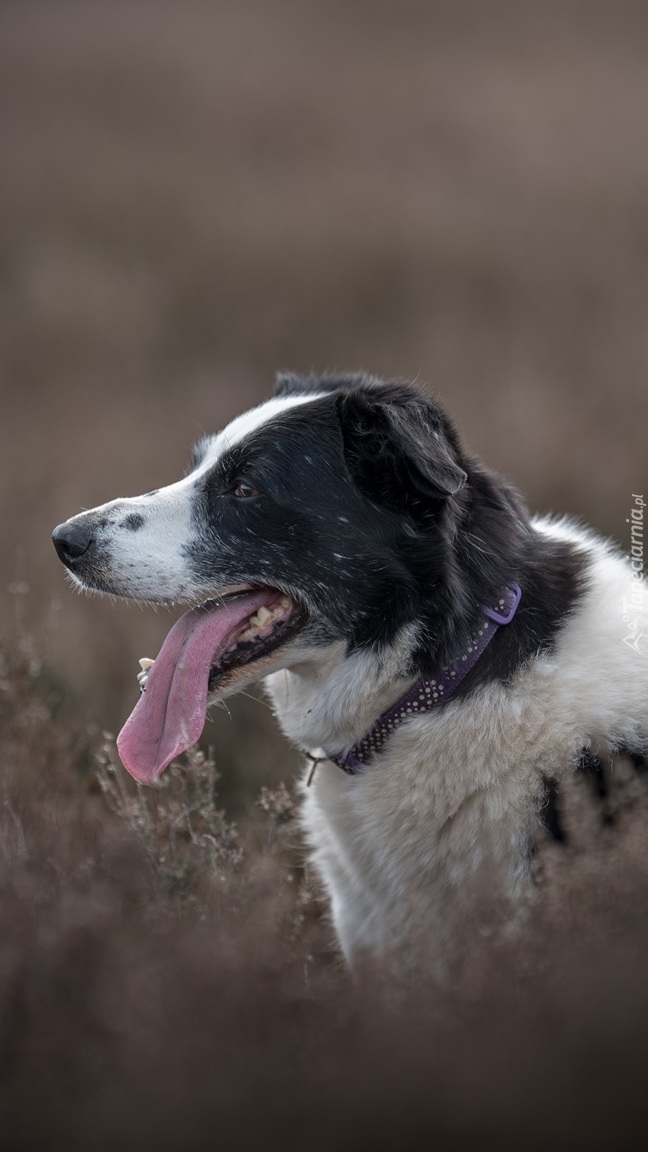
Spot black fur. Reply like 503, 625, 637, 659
187, 372, 586, 694
58, 372, 588, 698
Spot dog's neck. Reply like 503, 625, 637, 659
266, 584, 522, 768
264, 626, 420, 753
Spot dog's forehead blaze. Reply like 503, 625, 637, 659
199, 392, 326, 471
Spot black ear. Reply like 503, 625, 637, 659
337, 385, 467, 509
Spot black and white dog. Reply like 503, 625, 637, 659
52, 374, 647, 966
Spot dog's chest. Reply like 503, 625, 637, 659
297, 699, 554, 962
267, 566, 648, 964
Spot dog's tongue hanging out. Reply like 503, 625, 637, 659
117, 590, 273, 783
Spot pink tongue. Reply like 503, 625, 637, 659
117, 590, 271, 784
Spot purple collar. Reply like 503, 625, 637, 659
322, 583, 522, 776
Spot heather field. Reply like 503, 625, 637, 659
1, 1, 648, 1146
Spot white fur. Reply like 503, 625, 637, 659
265, 518, 648, 966
205, 393, 324, 460
63, 392, 324, 602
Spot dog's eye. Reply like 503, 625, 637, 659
233, 482, 260, 499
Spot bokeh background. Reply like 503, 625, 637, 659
2, 3, 648, 1146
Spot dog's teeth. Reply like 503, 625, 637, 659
137, 657, 155, 691
234, 599, 292, 648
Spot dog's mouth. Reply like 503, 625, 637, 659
116, 587, 307, 784
207, 593, 303, 688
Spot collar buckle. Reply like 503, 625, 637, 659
482, 582, 522, 626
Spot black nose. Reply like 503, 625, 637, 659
52, 522, 94, 566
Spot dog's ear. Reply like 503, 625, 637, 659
275, 372, 368, 399
337, 386, 467, 509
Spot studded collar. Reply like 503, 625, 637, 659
320, 583, 522, 776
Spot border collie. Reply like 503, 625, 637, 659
52, 374, 647, 967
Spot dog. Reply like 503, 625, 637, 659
52, 373, 648, 968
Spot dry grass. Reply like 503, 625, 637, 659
2, 1, 648, 1146
95, 738, 245, 895
3, 620, 648, 1149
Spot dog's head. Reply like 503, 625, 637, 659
53, 373, 519, 782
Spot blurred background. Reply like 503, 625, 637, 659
1, 0, 648, 782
